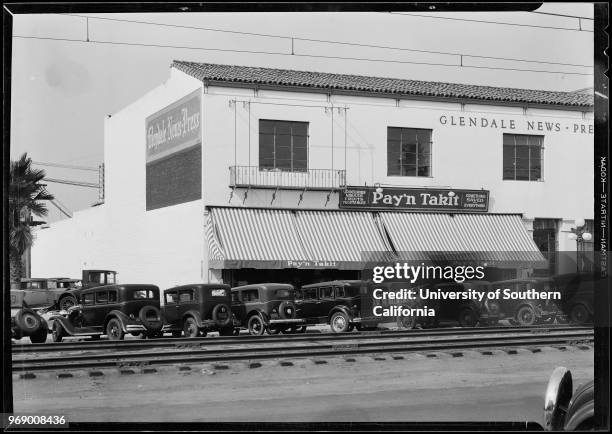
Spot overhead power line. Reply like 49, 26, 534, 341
50, 199, 73, 218
61, 13, 593, 68
529, 11, 594, 20
387, 12, 594, 33
33, 160, 99, 172
12, 35, 593, 76
45, 177, 99, 188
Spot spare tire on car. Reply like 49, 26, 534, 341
212, 303, 232, 327
278, 301, 296, 319
138, 305, 163, 331
15, 308, 43, 334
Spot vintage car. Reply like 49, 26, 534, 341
55, 269, 117, 311
162, 284, 236, 337
10, 278, 66, 309
489, 279, 557, 326
50, 284, 163, 341
544, 367, 594, 430
230, 283, 305, 335
295, 280, 374, 333
10, 290, 48, 343
552, 272, 595, 325
422, 280, 499, 328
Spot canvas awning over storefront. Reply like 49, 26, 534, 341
207, 207, 547, 270
207, 207, 392, 269
378, 212, 547, 267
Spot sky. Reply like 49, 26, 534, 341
8, 3, 596, 222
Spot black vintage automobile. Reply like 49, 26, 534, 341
231, 283, 305, 335
552, 272, 596, 325
424, 280, 499, 328
55, 269, 117, 311
296, 280, 371, 333
489, 279, 557, 326
543, 367, 594, 430
162, 284, 236, 337
50, 284, 163, 341
10, 290, 49, 344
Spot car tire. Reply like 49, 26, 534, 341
211, 303, 232, 327
569, 303, 591, 325
106, 318, 125, 341
330, 312, 350, 333
458, 308, 478, 327
58, 295, 78, 311
52, 321, 64, 343
183, 317, 200, 338
15, 309, 42, 334
29, 326, 48, 344
397, 315, 417, 330
138, 306, 163, 332
515, 305, 537, 326
247, 315, 266, 336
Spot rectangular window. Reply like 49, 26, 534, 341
387, 127, 432, 177
242, 289, 259, 302
83, 293, 94, 306
259, 120, 308, 172
302, 288, 318, 300
179, 290, 194, 303
95, 291, 108, 304
503, 134, 543, 181
108, 290, 117, 303
319, 287, 334, 299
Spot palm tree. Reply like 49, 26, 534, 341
9, 153, 54, 283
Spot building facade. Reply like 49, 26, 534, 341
31, 62, 594, 289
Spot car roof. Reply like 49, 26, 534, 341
301, 280, 362, 288
231, 283, 294, 291
82, 284, 159, 293
165, 284, 230, 292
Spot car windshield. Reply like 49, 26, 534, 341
131, 289, 157, 300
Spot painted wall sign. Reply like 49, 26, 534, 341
340, 187, 489, 212
146, 90, 202, 163
438, 115, 593, 135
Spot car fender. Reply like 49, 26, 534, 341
247, 309, 269, 324
104, 310, 131, 332
328, 305, 353, 323
182, 310, 204, 327
568, 299, 593, 315
50, 315, 76, 335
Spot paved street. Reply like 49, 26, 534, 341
12, 346, 593, 424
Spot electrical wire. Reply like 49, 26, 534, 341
33, 160, 99, 172
60, 13, 593, 68
387, 12, 593, 33
12, 35, 593, 76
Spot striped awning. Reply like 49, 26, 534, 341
295, 210, 393, 268
379, 213, 547, 267
208, 207, 308, 269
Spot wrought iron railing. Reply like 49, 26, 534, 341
229, 166, 346, 190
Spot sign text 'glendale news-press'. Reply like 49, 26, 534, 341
339, 187, 489, 212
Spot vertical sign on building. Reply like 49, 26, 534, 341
145, 90, 202, 211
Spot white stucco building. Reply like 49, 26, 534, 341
31, 62, 594, 289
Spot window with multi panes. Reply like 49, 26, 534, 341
387, 127, 432, 177
259, 120, 308, 172
503, 134, 543, 181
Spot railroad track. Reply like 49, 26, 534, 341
12, 324, 591, 354
12, 327, 593, 373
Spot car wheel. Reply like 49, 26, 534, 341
330, 312, 350, 333
397, 315, 417, 330
247, 315, 266, 336
515, 305, 536, 326
106, 318, 125, 341
212, 303, 233, 327
16, 309, 42, 334
458, 308, 478, 327
58, 295, 78, 311
172, 330, 183, 338
138, 306, 163, 332
29, 326, 48, 344
52, 321, 64, 343
183, 317, 200, 338
569, 304, 590, 325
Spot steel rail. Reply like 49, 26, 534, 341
12, 331, 593, 372
13, 325, 592, 354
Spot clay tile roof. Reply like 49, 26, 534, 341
172, 61, 593, 109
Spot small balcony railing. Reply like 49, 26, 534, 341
229, 166, 346, 190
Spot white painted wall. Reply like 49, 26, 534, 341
32, 67, 594, 284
